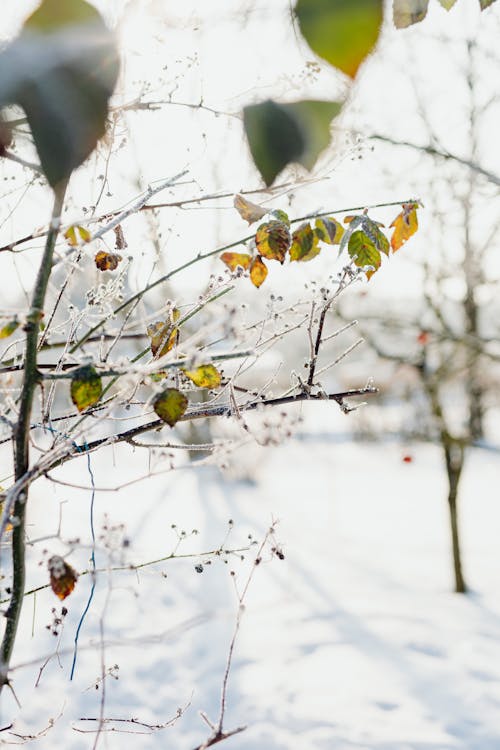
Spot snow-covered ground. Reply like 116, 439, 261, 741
2, 404, 500, 750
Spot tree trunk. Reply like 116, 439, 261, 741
444, 440, 467, 593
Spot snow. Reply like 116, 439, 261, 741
2, 405, 500, 749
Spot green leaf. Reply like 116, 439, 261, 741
0, 0, 120, 187
243, 99, 341, 186
393, 0, 429, 27
314, 216, 344, 245
348, 231, 382, 279
70, 365, 102, 412
438, 0, 458, 8
479, 0, 497, 8
296, 0, 383, 78
153, 388, 188, 427
362, 217, 389, 255
0, 319, 19, 339
183, 364, 222, 389
269, 209, 291, 227
290, 222, 321, 262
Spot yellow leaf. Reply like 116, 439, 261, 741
220, 252, 252, 271
255, 220, 291, 263
249, 255, 268, 287
390, 202, 419, 252
233, 194, 267, 224
0, 319, 19, 339
183, 364, 222, 388
64, 224, 91, 246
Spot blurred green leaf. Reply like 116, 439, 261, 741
243, 99, 341, 186
438, 0, 458, 9
296, 0, 383, 78
0, 0, 119, 187
479, 0, 497, 8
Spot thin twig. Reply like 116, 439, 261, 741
0, 181, 67, 692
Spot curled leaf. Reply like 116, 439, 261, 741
183, 364, 221, 389
95, 250, 122, 271
314, 216, 344, 245
390, 202, 419, 251
220, 252, 252, 272
348, 231, 382, 279
64, 224, 91, 246
70, 365, 102, 411
147, 311, 180, 358
290, 222, 321, 262
153, 388, 188, 427
113, 224, 127, 250
233, 194, 267, 224
249, 255, 268, 287
48, 555, 78, 600
255, 220, 291, 263
0, 319, 19, 339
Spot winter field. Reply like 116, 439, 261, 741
2, 403, 500, 750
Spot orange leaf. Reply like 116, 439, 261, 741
390, 202, 419, 252
95, 250, 122, 271
220, 252, 252, 272
249, 255, 268, 287
48, 555, 78, 601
